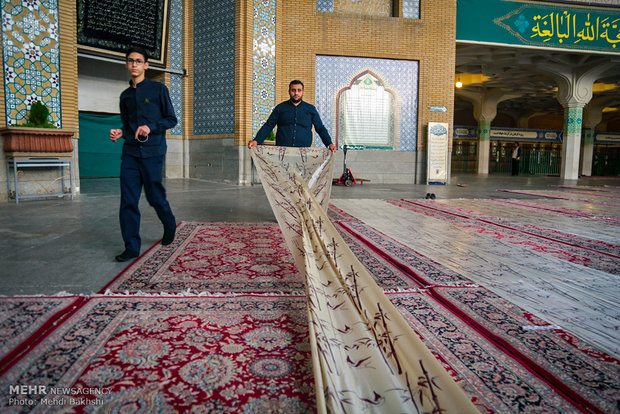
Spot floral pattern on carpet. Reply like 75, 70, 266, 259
389, 291, 597, 414
0, 296, 315, 413
0, 296, 83, 371
335, 221, 474, 286
431, 287, 620, 414
389, 199, 620, 274
102, 223, 305, 294
104, 221, 435, 295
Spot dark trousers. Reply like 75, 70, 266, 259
119, 154, 175, 253
511, 158, 519, 176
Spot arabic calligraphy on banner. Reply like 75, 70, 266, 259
497, 6, 620, 49
457, 0, 620, 53
77, 0, 169, 65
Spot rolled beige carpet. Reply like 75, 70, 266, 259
251, 145, 478, 414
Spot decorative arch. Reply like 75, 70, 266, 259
335, 70, 399, 150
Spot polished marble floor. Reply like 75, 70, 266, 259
0, 174, 617, 297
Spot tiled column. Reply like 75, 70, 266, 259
561, 106, 583, 180
537, 61, 613, 180
476, 121, 490, 175
252, 0, 276, 138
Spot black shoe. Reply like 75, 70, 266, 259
162, 225, 176, 246
115, 249, 139, 262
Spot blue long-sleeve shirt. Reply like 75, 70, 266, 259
119, 77, 177, 158
254, 100, 333, 147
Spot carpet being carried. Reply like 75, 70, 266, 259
251, 146, 478, 413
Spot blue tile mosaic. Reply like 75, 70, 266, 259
1, 0, 62, 127
193, 0, 235, 135
315, 56, 419, 151
403, 0, 420, 19
169, 0, 183, 136
252, 0, 276, 137
317, 0, 334, 13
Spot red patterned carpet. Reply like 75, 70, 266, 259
0, 296, 315, 413
1, 218, 618, 413
101, 223, 304, 294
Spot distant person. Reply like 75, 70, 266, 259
248, 80, 336, 152
511, 142, 521, 176
109, 46, 178, 262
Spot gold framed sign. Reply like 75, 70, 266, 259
77, 0, 170, 66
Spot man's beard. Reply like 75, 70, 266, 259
291, 97, 302, 103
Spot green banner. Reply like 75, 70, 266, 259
457, 0, 620, 53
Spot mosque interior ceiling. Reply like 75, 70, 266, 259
455, 43, 620, 127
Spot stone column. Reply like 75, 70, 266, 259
581, 126, 595, 176
538, 60, 616, 180
581, 96, 611, 176
460, 88, 520, 175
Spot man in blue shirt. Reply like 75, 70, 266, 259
110, 46, 177, 262
248, 80, 336, 151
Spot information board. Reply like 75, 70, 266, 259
77, 0, 169, 65
427, 122, 449, 185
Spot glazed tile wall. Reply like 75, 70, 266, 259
1, 0, 61, 127
316, 0, 334, 13
564, 106, 583, 135
169, 0, 183, 136
402, 0, 420, 19
252, 0, 276, 137
193, 0, 235, 135
315, 56, 418, 152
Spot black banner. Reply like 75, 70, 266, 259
77, 0, 169, 65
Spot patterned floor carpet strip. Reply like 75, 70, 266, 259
329, 199, 620, 359
333, 220, 619, 413
101, 222, 305, 295
389, 291, 600, 414
335, 221, 475, 287
429, 287, 619, 414
400, 199, 620, 255
0, 296, 316, 413
551, 185, 620, 193
489, 199, 620, 224
326, 204, 361, 222
103, 221, 430, 295
498, 189, 620, 208
541, 188, 620, 200
335, 224, 426, 290
0, 296, 85, 375
440, 199, 620, 244
389, 199, 619, 273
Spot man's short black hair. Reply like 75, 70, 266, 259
126, 46, 149, 62
289, 80, 304, 89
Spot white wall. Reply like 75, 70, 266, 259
78, 57, 129, 113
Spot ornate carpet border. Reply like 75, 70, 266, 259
0, 296, 85, 376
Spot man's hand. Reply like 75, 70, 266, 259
248, 140, 258, 149
110, 129, 122, 142
328, 144, 337, 152
135, 125, 151, 140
